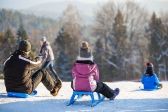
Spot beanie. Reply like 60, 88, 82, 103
146, 62, 153, 68
77, 41, 93, 61
81, 41, 89, 49
18, 40, 31, 52
145, 62, 154, 75
41, 36, 47, 42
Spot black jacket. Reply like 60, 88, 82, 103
3, 50, 42, 94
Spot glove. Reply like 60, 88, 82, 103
35, 56, 42, 61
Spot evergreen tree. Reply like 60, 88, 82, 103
54, 5, 82, 80
4, 28, 16, 51
113, 10, 127, 54
94, 38, 105, 80
148, 12, 165, 74
17, 23, 37, 59
112, 9, 127, 79
17, 24, 28, 40
55, 28, 76, 56
0, 32, 4, 64
56, 51, 71, 80
2, 28, 16, 60
55, 28, 77, 80
4, 28, 15, 43
94, 37, 114, 81
0, 32, 4, 46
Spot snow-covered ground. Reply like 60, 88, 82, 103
0, 80, 168, 112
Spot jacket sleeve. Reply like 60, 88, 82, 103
141, 74, 145, 84
19, 55, 42, 69
71, 64, 76, 79
94, 64, 99, 81
153, 74, 160, 84
40, 46, 48, 62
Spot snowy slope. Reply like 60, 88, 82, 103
0, 80, 168, 112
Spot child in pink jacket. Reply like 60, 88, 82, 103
71, 41, 120, 100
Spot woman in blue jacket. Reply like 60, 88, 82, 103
141, 62, 162, 90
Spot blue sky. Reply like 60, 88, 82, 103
0, 0, 168, 12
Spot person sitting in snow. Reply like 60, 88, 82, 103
39, 36, 62, 93
141, 62, 162, 90
3, 40, 61, 96
71, 41, 120, 100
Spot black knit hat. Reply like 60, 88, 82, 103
146, 62, 153, 68
18, 40, 31, 52
145, 62, 154, 75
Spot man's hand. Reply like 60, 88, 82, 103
35, 56, 42, 62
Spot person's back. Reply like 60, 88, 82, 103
141, 73, 160, 89
4, 41, 41, 94
72, 62, 99, 91
141, 62, 162, 90
40, 37, 54, 62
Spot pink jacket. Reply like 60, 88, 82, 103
72, 63, 99, 91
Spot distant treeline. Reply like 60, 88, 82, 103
0, 1, 168, 81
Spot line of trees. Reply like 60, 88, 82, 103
0, 23, 35, 62
0, 1, 168, 81
93, 1, 168, 81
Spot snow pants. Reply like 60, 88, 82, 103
32, 69, 56, 92
94, 82, 115, 98
41, 60, 61, 83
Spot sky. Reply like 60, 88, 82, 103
0, 0, 168, 12
0, 0, 106, 9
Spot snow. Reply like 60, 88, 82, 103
0, 80, 168, 112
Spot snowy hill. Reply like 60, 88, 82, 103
0, 80, 168, 112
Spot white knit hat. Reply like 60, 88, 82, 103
41, 36, 47, 42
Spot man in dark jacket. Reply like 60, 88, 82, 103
3, 40, 61, 96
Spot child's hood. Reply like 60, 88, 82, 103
74, 63, 96, 76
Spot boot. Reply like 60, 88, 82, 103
50, 79, 62, 96
109, 88, 120, 100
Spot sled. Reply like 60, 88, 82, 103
139, 85, 162, 91
141, 88, 161, 91
140, 83, 162, 91
7, 90, 37, 98
67, 91, 105, 107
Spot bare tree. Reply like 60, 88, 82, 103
93, 1, 116, 51
155, 12, 168, 80
122, 1, 149, 79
